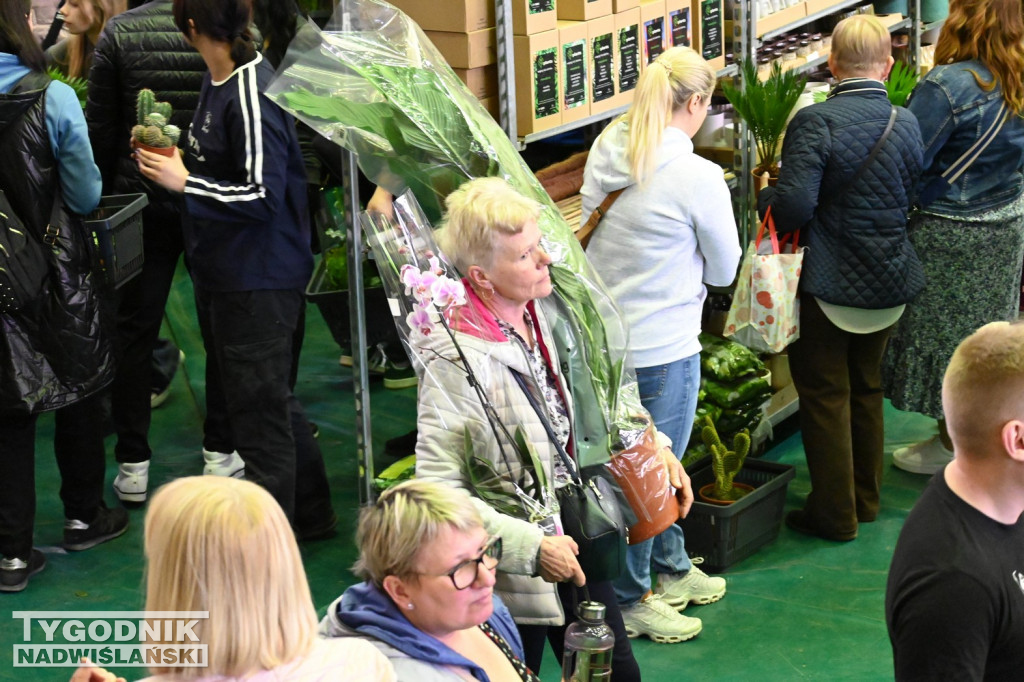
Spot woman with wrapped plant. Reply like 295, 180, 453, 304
135, 0, 321, 527
580, 45, 738, 644
883, 0, 1024, 477
44, 0, 125, 80
414, 177, 658, 681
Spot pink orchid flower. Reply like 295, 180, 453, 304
431, 276, 466, 310
406, 305, 434, 337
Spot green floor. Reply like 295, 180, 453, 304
0, 264, 937, 681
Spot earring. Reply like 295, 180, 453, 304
406, 602, 415, 610
479, 286, 494, 301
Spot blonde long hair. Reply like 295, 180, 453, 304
62, 0, 126, 78
144, 477, 317, 679
624, 46, 716, 183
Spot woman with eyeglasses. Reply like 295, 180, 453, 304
322, 480, 537, 682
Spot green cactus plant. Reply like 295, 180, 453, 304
132, 89, 179, 149
700, 415, 752, 502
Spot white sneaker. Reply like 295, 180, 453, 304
893, 435, 952, 475
620, 593, 702, 643
202, 449, 245, 478
113, 461, 150, 503
656, 563, 727, 610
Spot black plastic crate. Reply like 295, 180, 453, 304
305, 256, 399, 350
680, 458, 796, 572
83, 194, 148, 288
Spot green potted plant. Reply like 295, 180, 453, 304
698, 415, 753, 504
885, 60, 919, 107
722, 59, 807, 184
131, 89, 180, 157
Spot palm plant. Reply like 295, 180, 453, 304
722, 59, 807, 176
886, 60, 919, 107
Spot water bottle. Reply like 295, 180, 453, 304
561, 600, 614, 682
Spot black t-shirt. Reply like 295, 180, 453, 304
886, 471, 1024, 680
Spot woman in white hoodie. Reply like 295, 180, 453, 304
581, 45, 742, 644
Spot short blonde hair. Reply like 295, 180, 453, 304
625, 46, 716, 183
830, 15, 891, 75
436, 177, 542, 274
943, 321, 1024, 457
144, 477, 316, 679
353, 480, 484, 587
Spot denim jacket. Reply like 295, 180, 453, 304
908, 59, 1024, 216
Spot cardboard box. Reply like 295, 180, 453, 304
588, 13, 617, 115
804, 0, 840, 15
453, 66, 499, 98
514, 30, 562, 134
479, 95, 500, 120
558, 20, 590, 123
693, 0, 725, 70
513, 0, 558, 35
755, 2, 807, 38
391, 0, 493, 32
613, 0, 641, 11
425, 28, 497, 69
665, 0, 692, 47
613, 7, 642, 109
558, 0, 612, 21
641, 0, 666, 66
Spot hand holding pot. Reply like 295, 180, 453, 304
135, 145, 189, 193
659, 447, 693, 519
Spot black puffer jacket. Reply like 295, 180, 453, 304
0, 75, 113, 415
85, 0, 206, 205
758, 79, 925, 309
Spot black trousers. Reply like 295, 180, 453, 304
518, 580, 642, 682
111, 205, 184, 464
0, 394, 106, 559
789, 295, 893, 536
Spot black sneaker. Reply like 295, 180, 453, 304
0, 549, 46, 593
383, 361, 418, 389
63, 506, 130, 551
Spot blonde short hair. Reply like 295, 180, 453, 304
435, 177, 542, 274
943, 321, 1024, 457
353, 480, 484, 587
830, 15, 892, 75
144, 477, 316, 679
626, 46, 716, 183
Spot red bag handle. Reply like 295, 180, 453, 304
755, 206, 800, 253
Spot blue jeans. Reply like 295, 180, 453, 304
615, 353, 701, 606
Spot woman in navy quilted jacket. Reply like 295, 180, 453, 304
882, 0, 1024, 477
757, 15, 924, 541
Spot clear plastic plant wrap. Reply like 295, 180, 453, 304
265, 0, 658, 471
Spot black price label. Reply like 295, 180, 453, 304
645, 16, 665, 64
670, 8, 690, 47
618, 24, 639, 92
533, 47, 558, 118
563, 40, 587, 109
701, 0, 722, 60
529, 0, 554, 14
592, 33, 614, 102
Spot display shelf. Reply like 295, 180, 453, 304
920, 18, 945, 32
759, 0, 862, 42
785, 15, 911, 76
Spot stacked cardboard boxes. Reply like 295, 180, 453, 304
512, 0, 561, 134
389, 0, 499, 119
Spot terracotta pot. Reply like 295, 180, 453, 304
698, 481, 757, 506
130, 138, 177, 157
605, 427, 685, 545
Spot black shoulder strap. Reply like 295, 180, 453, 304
510, 369, 581, 485
842, 106, 897, 199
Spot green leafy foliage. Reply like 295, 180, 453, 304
886, 60, 919, 107
460, 425, 550, 520
47, 68, 86, 109
722, 60, 807, 175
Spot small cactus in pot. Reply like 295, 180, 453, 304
131, 89, 180, 155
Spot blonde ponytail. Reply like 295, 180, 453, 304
625, 46, 717, 184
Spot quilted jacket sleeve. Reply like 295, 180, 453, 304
414, 348, 545, 578
758, 108, 832, 233
85, 23, 122, 188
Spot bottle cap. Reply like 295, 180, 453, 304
577, 601, 607, 622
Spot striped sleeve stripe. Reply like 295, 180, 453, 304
238, 59, 264, 188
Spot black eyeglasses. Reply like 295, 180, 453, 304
425, 535, 502, 590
